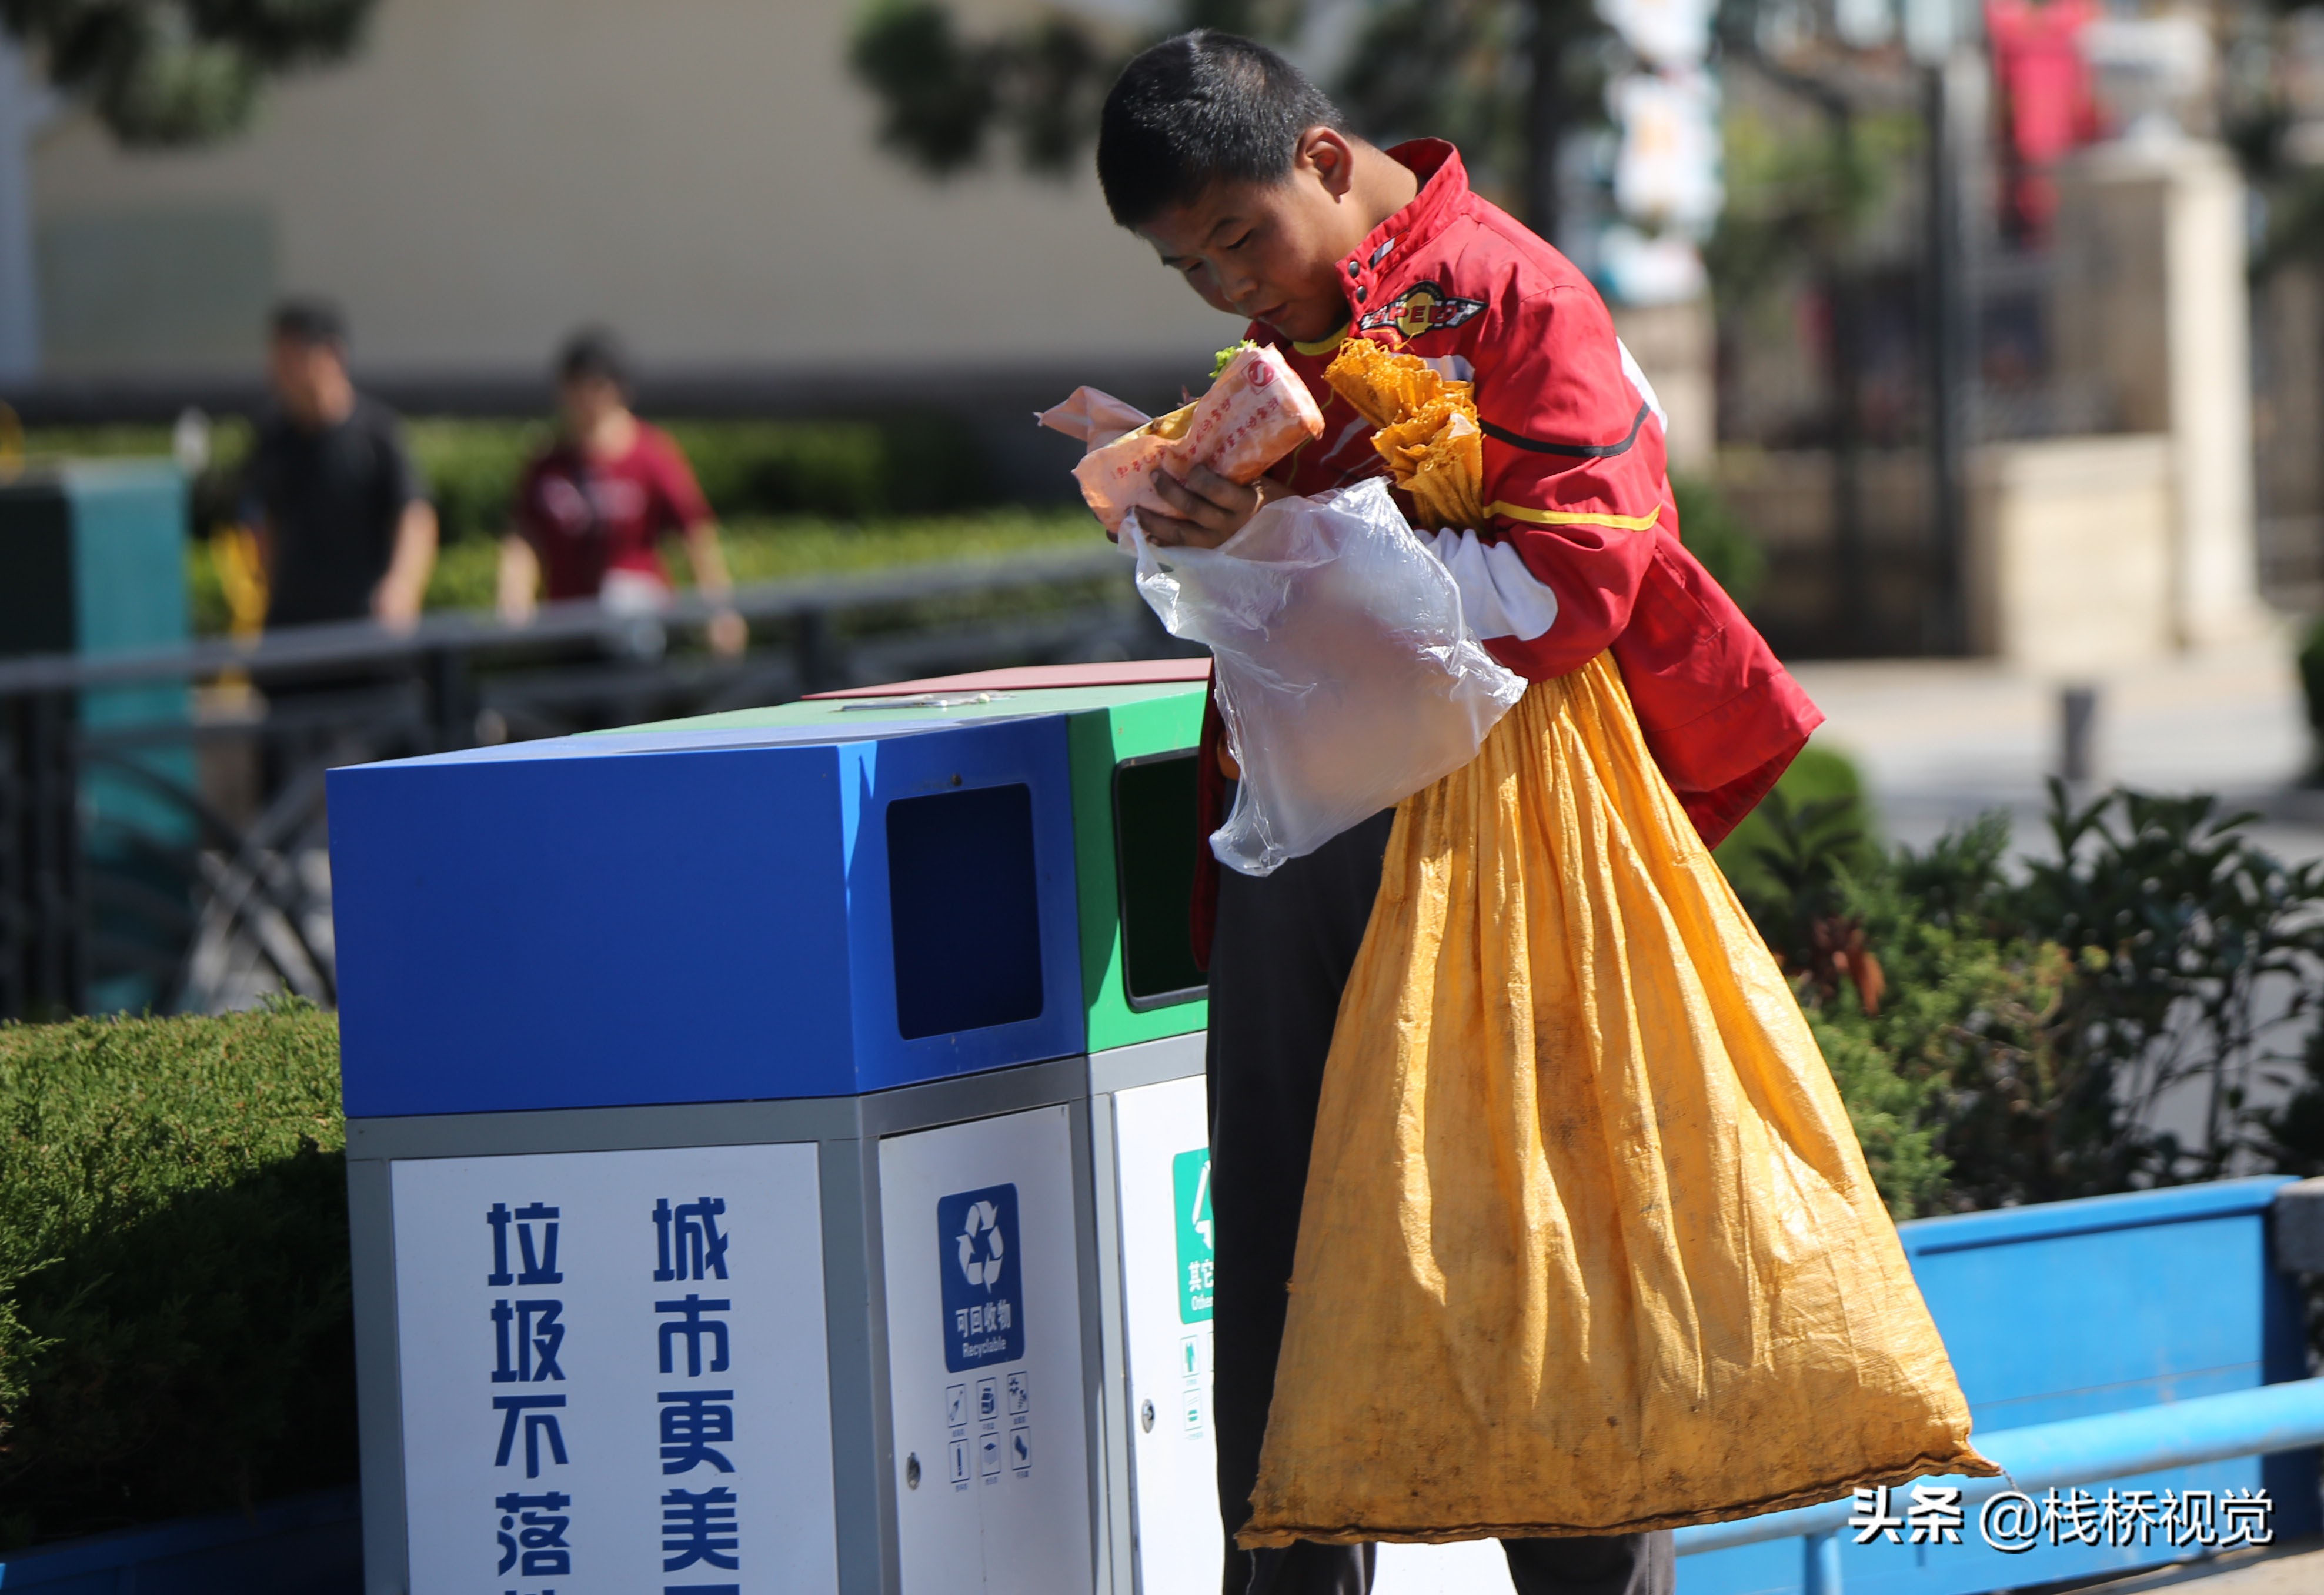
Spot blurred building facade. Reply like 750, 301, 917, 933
18, 0, 1227, 409
1704, 0, 2323, 659
18, 0, 2320, 663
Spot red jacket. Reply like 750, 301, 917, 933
1192, 140, 1821, 966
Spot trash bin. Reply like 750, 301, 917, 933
793, 663, 1222, 1592
335, 663, 1222, 1595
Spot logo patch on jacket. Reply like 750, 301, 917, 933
1356, 281, 1487, 340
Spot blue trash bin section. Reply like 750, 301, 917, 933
333, 714, 1120, 1595
330, 715, 1086, 1115
599, 670, 1226, 1594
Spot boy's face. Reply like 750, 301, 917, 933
1138, 128, 1371, 345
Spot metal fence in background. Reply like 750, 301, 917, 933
0, 544, 1181, 1021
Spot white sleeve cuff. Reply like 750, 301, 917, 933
1421, 526, 1559, 642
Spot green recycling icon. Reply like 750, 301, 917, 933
1172, 1149, 1214, 1323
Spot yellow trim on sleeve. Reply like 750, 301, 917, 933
1486, 500, 1663, 532
1291, 325, 1350, 357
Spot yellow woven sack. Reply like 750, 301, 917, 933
1242, 658, 1995, 1547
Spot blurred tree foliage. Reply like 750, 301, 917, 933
1704, 99, 1918, 318
1, 0, 378, 146
846, 0, 1603, 229
850, 1, 1280, 179
1333, 0, 1530, 187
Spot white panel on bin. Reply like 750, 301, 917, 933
1106, 1079, 1513, 1595
880, 1104, 1093, 1594
390, 1143, 837, 1595
1111, 1075, 1220, 1591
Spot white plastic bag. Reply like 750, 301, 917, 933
1127, 476, 1525, 876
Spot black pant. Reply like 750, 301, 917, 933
1206, 807, 1673, 1595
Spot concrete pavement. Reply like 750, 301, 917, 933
1786, 630, 2324, 862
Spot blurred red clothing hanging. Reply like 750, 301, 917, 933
1986, 0, 2101, 241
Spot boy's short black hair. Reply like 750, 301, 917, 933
556, 327, 630, 391
269, 298, 346, 349
1097, 30, 1347, 230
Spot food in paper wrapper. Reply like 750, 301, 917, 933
1035, 385, 1152, 449
1047, 345, 1324, 533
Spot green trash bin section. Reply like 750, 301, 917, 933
607, 662, 1226, 1593
0, 461, 192, 1012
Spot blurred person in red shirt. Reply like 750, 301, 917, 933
497, 331, 747, 656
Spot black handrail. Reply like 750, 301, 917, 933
0, 542, 1133, 693
0, 541, 1174, 1019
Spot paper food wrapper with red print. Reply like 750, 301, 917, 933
1038, 345, 1325, 533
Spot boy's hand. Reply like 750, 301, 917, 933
1141, 463, 1278, 548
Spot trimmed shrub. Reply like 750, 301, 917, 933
403, 413, 993, 540
1723, 773, 2324, 1217
665, 413, 993, 522
1711, 742, 1876, 913
402, 418, 546, 544
0, 1001, 352, 1549
405, 506, 1098, 618
1672, 471, 1768, 612
31, 412, 995, 547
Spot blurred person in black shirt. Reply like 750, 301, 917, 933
242, 301, 436, 632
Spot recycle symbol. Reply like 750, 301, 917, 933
956, 1199, 1006, 1290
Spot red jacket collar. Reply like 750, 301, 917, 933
1304, 139, 1473, 338
1368, 139, 1470, 265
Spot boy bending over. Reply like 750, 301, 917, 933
1093, 31, 1819, 1595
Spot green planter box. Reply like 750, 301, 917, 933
0, 461, 193, 1013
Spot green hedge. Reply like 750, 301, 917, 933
1721, 768, 2324, 1218
404, 417, 1001, 541
0, 1002, 352, 1549
186, 505, 1101, 633
29, 413, 996, 545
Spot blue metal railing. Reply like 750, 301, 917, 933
1674, 1378, 2324, 1591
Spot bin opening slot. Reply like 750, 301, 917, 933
1111, 750, 1207, 1010
886, 782, 1045, 1040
